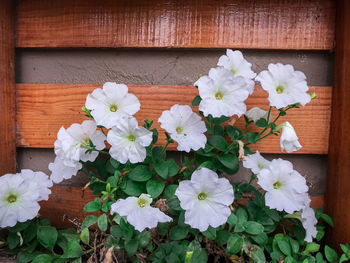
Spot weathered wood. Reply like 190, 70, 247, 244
16, 0, 335, 50
16, 84, 331, 154
325, 0, 350, 246
0, 0, 16, 175
40, 186, 324, 228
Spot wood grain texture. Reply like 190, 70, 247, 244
325, 0, 350, 246
40, 186, 324, 228
16, 0, 335, 50
16, 84, 331, 154
0, 0, 16, 175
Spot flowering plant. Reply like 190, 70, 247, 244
1, 50, 348, 263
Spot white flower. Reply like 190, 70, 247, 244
54, 120, 106, 167
107, 116, 153, 164
175, 168, 234, 232
48, 157, 82, 184
257, 159, 309, 214
256, 63, 311, 109
110, 194, 172, 232
301, 204, 318, 242
0, 174, 41, 228
158, 104, 207, 152
243, 151, 270, 174
85, 82, 140, 129
245, 107, 271, 122
194, 67, 250, 118
217, 49, 256, 94
280, 122, 302, 153
20, 169, 52, 201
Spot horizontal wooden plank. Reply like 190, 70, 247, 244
16, 84, 331, 154
40, 186, 324, 228
16, 0, 335, 50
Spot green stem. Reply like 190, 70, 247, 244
85, 243, 105, 254
100, 128, 107, 136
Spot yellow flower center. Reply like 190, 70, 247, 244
197, 192, 207, 200
215, 91, 224, 100
84, 137, 90, 144
137, 198, 147, 208
275, 85, 285, 94
128, 134, 136, 142
231, 68, 237, 76
109, 104, 118, 112
258, 163, 265, 169
176, 127, 183, 134
7, 194, 17, 203
273, 181, 282, 189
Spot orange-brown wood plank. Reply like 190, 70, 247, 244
0, 0, 16, 175
325, 0, 350, 246
40, 186, 324, 228
16, 0, 335, 50
16, 84, 331, 154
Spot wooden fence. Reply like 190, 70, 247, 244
0, 0, 348, 246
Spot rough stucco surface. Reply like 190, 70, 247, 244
16, 49, 333, 85
15, 49, 332, 195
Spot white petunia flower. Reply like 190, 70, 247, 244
301, 203, 318, 242
20, 169, 52, 201
48, 157, 82, 184
256, 63, 311, 109
280, 122, 302, 153
194, 67, 250, 118
175, 168, 234, 232
217, 49, 256, 94
158, 104, 207, 152
257, 159, 309, 214
243, 151, 270, 174
107, 116, 153, 164
245, 107, 271, 122
54, 120, 106, 167
110, 194, 172, 232
85, 82, 141, 129
0, 174, 41, 228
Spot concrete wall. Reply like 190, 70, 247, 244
15, 49, 333, 195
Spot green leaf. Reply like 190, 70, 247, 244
325, 245, 339, 262
81, 215, 98, 229
120, 179, 146, 196
163, 184, 178, 199
256, 118, 268, 128
166, 159, 179, 177
192, 95, 202, 106
218, 153, 239, 171
245, 132, 259, 144
340, 254, 350, 263
153, 159, 179, 179
226, 234, 243, 254
208, 135, 228, 151
97, 214, 108, 232
110, 225, 122, 239
169, 226, 189, 240
250, 245, 266, 263
61, 240, 83, 258
125, 238, 138, 257
277, 239, 291, 256
128, 165, 152, 182
243, 221, 264, 235
197, 160, 215, 170
207, 115, 230, 124
202, 227, 216, 240
227, 125, 243, 140
7, 232, 19, 249
146, 179, 165, 198
23, 223, 38, 244
251, 233, 268, 246
304, 242, 320, 254
216, 230, 230, 246
32, 254, 54, 263
227, 213, 238, 229
83, 200, 101, 212
80, 228, 89, 245
17, 251, 40, 263
320, 213, 334, 227
37, 226, 58, 250
138, 231, 151, 247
